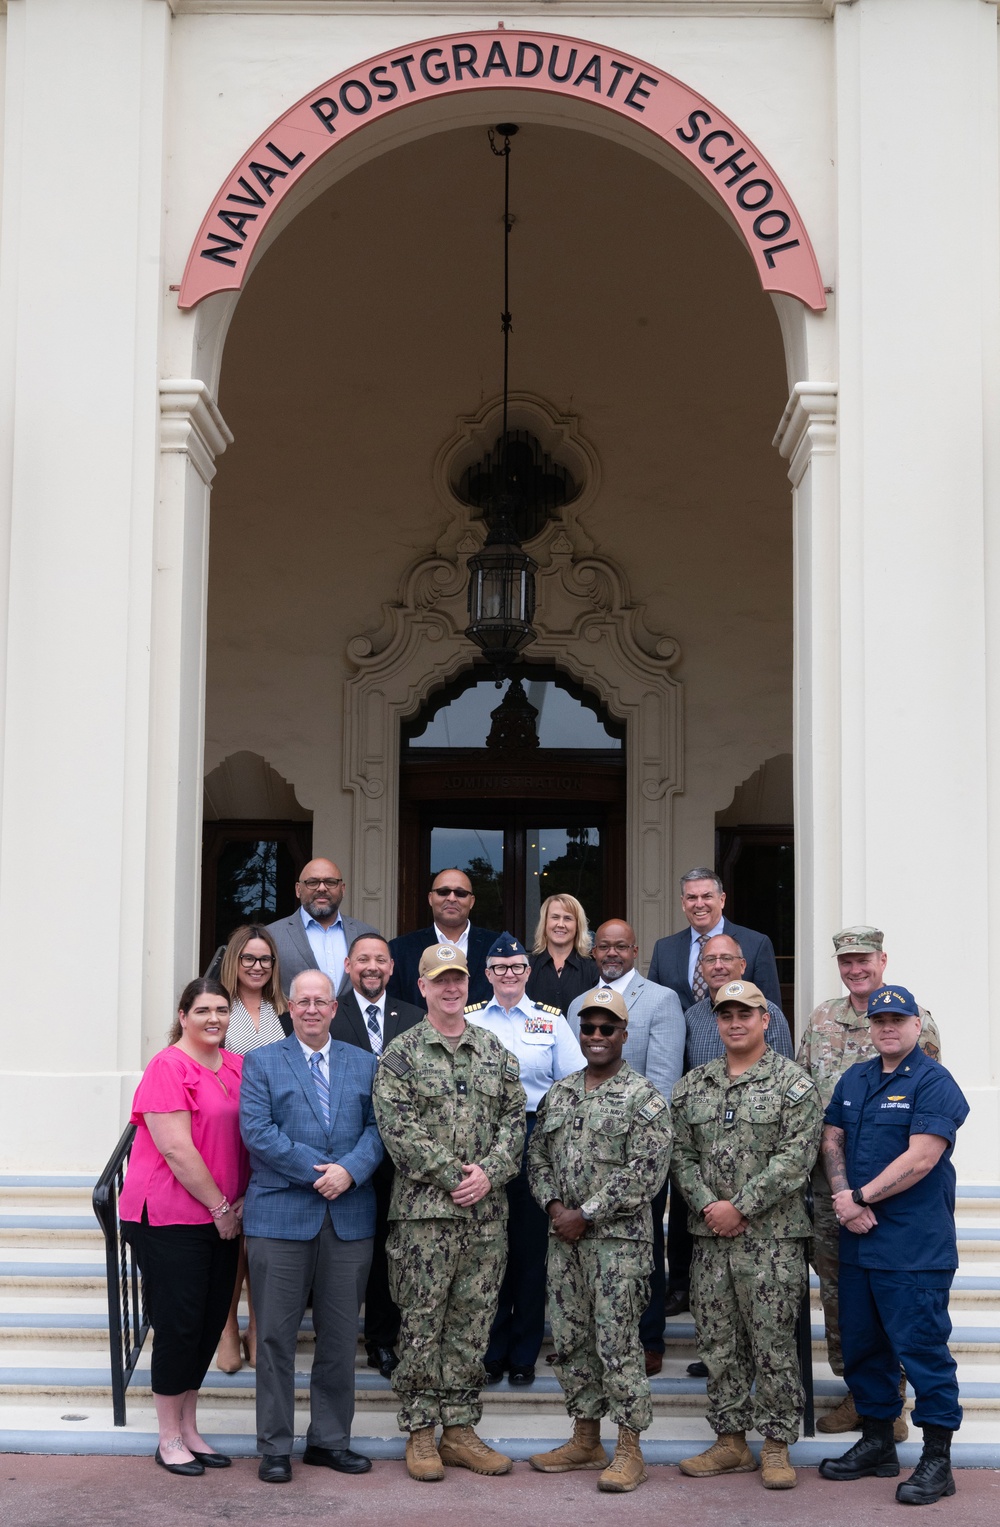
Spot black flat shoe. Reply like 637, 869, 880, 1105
508, 1366, 536, 1386
302, 1444, 372, 1474
483, 1361, 505, 1385
154, 1446, 204, 1476
366, 1344, 399, 1379
258, 1454, 292, 1483
190, 1450, 232, 1468
663, 1288, 690, 1318
687, 1361, 709, 1378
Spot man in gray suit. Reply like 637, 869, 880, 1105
267, 856, 378, 999
567, 920, 684, 1375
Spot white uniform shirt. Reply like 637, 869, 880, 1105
466, 996, 585, 1111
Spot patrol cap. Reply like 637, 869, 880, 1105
867, 984, 919, 1018
418, 943, 470, 980
486, 931, 529, 963
712, 979, 767, 1011
577, 987, 629, 1024
833, 925, 884, 956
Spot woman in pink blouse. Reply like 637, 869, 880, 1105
120, 977, 249, 1476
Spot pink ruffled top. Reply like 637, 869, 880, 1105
119, 1045, 250, 1226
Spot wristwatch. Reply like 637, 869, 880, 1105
851, 1187, 869, 1207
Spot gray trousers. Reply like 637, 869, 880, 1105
247, 1220, 372, 1454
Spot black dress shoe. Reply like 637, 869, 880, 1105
190, 1450, 232, 1468
687, 1361, 709, 1378
302, 1445, 373, 1474
366, 1344, 399, 1379
508, 1366, 536, 1386
154, 1446, 204, 1476
483, 1361, 505, 1385
663, 1288, 690, 1317
258, 1454, 292, 1483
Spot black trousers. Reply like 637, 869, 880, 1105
363, 1168, 400, 1349
124, 1216, 239, 1395
666, 1174, 694, 1291
638, 1177, 670, 1352
486, 1116, 548, 1370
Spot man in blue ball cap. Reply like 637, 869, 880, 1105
818, 985, 969, 1505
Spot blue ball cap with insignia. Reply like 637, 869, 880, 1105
867, 984, 919, 1018
487, 931, 529, 962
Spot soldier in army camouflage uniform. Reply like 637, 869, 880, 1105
526, 987, 672, 1493
796, 925, 942, 1436
673, 979, 822, 1491
371, 942, 525, 1483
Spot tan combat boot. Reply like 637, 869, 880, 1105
817, 1390, 859, 1433
679, 1432, 758, 1477
529, 1418, 608, 1472
894, 1371, 909, 1443
439, 1424, 513, 1475
760, 1439, 797, 1490
597, 1425, 647, 1493
405, 1425, 444, 1482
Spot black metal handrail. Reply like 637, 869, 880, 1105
92, 1123, 148, 1426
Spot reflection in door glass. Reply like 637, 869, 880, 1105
430, 827, 504, 932
215, 839, 297, 947
526, 827, 603, 939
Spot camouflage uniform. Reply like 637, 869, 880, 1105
372, 1018, 525, 1432
796, 998, 941, 1374
671, 1049, 822, 1444
527, 1063, 672, 1432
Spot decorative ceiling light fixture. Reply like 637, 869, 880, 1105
465, 123, 538, 687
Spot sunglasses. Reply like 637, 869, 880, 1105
431, 886, 473, 898
579, 1022, 623, 1038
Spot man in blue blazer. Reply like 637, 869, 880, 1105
240, 968, 383, 1485
387, 868, 499, 1009
646, 867, 781, 1012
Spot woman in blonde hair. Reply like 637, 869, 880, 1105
215, 923, 288, 1372
526, 893, 598, 1017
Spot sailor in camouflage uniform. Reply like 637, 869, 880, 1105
796, 925, 941, 1435
527, 987, 671, 1493
673, 980, 822, 1491
371, 942, 525, 1482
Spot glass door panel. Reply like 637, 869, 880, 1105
429, 825, 505, 931
525, 826, 604, 937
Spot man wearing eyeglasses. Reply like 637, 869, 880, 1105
387, 868, 499, 1010
465, 933, 584, 1385
267, 857, 379, 1001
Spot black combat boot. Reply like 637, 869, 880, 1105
819, 1415, 900, 1480
895, 1424, 956, 1505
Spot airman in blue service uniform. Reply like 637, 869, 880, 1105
819, 985, 969, 1506
465, 932, 584, 1384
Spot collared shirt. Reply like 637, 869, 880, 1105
466, 995, 585, 1112
684, 997, 794, 1071
825, 1046, 969, 1270
526, 948, 599, 1016
434, 921, 470, 956
300, 905, 347, 986
356, 990, 386, 1046
688, 917, 725, 991
297, 1034, 332, 1081
601, 969, 635, 998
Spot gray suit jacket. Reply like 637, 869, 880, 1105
266, 909, 381, 999
567, 974, 685, 1102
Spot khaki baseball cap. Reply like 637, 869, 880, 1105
833, 925, 884, 956
712, 979, 767, 1010
418, 943, 470, 980
577, 987, 629, 1024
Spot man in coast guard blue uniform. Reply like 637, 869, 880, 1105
466, 933, 584, 1384
818, 985, 968, 1506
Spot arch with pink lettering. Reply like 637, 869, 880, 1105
178, 30, 825, 312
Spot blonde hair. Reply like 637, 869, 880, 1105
219, 924, 288, 1016
532, 894, 593, 958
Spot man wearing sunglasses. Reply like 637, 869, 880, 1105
267, 856, 379, 1001
387, 868, 499, 1010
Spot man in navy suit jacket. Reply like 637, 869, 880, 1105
647, 867, 781, 1012
387, 868, 499, 1008
240, 969, 383, 1485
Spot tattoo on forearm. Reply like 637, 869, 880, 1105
867, 1167, 915, 1201
821, 1129, 849, 1194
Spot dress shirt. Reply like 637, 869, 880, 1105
356, 990, 386, 1046
467, 996, 584, 1112
296, 1034, 333, 1081
300, 906, 347, 985
601, 969, 635, 998
684, 996, 794, 1071
225, 996, 286, 1056
433, 921, 470, 956
688, 917, 725, 992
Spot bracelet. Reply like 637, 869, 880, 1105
209, 1198, 232, 1220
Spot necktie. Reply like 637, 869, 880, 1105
309, 1051, 330, 1125
691, 934, 709, 1002
365, 1004, 383, 1056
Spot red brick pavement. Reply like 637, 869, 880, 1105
1, 1458, 999, 1527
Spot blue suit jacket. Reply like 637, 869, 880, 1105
239, 1034, 382, 1241
386, 924, 499, 1009
646, 917, 782, 1012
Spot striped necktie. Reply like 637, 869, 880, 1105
691, 934, 709, 1002
365, 1004, 383, 1056
309, 1051, 330, 1125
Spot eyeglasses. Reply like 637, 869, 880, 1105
701, 955, 740, 967
430, 886, 473, 899
291, 997, 334, 1010
580, 1022, 622, 1038
595, 943, 634, 955
301, 877, 344, 890
489, 962, 529, 977
239, 953, 275, 969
